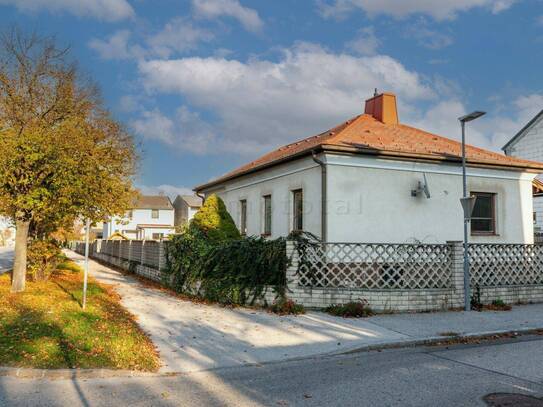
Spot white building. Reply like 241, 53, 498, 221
173, 195, 202, 227
503, 110, 543, 232
102, 195, 175, 240
195, 92, 543, 244
0, 217, 15, 246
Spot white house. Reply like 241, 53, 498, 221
195, 92, 543, 244
0, 217, 15, 246
102, 195, 175, 240
503, 110, 543, 232
173, 195, 202, 227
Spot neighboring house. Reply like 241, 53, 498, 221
503, 110, 543, 232
533, 179, 543, 233
102, 195, 175, 240
0, 217, 15, 246
195, 92, 543, 244
173, 195, 202, 227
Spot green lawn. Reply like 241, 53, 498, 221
0, 261, 160, 371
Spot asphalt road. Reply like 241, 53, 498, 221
2, 336, 543, 406
0, 246, 13, 274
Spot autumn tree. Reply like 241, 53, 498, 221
0, 29, 137, 292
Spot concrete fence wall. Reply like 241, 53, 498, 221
71, 239, 166, 282
71, 239, 543, 313
286, 241, 543, 312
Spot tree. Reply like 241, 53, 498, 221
190, 194, 241, 242
0, 29, 137, 292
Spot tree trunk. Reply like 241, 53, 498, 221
11, 220, 30, 293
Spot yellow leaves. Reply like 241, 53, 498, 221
0, 266, 159, 371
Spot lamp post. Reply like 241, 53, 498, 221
82, 218, 91, 310
458, 111, 486, 312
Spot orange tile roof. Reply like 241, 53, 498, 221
196, 113, 543, 191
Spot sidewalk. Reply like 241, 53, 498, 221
67, 250, 543, 374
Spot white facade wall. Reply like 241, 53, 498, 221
204, 157, 322, 239
202, 154, 535, 244
505, 115, 543, 231
325, 154, 535, 244
103, 208, 175, 240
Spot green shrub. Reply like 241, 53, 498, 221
191, 194, 240, 243
325, 300, 373, 318
164, 226, 289, 306
270, 298, 305, 315
27, 239, 62, 282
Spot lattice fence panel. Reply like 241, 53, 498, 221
469, 244, 543, 287
297, 242, 452, 289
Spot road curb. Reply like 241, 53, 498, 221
2, 326, 542, 380
336, 326, 543, 356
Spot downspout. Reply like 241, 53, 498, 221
195, 191, 206, 204
312, 151, 327, 242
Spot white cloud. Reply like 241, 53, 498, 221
132, 106, 221, 155
405, 19, 454, 49
408, 93, 543, 152
88, 30, 145, 60
137, 42, 434, 155
0, 0, 134, 21
318, 0, 516, 20
192, 0, 263, 32
147, 17, 214, 58
137, 184, 194, 199
90, 18, 214, 60
345, 27, 380, 55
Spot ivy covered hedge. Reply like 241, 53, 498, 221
163, 194, 289, 305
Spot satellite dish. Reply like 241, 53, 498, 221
411, 173, 431, 199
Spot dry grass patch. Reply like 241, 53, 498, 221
0, 262, 159, 371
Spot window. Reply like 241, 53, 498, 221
471, 192, 496, 235
263, 195, 272, 236
240, 200, 247, 235
151, 209, 159, 219
292, 189, 303, 231
152, 233, 164, 240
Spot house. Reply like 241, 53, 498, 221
502, 110, 543, 232
194, 92, 543, 244
102, 195, 175, 240
0, 217, 15, 246
173, 195, 202, 227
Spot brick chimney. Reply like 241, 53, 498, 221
364, 92, 399, 125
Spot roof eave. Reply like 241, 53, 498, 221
194, 144, 543, 192
502, 109, 543, 152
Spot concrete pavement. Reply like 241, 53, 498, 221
0, 246, 13, 274
65, 250, 543, 375
2, 335, 543, 406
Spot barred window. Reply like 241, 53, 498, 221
471, 192, 496, 235
240, 200, 247, 235
292, 189, 303, 232
263, 195, 272, 236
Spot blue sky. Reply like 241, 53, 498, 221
1, 0, 542, 197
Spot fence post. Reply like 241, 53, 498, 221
158, 241, 164, 272
285, 240, 303, 303
447, 241, 465, 309
141, 240, 146, 267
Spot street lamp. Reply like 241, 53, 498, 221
459, 111, 486, 312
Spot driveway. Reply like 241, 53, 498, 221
0, 247, 13, 274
